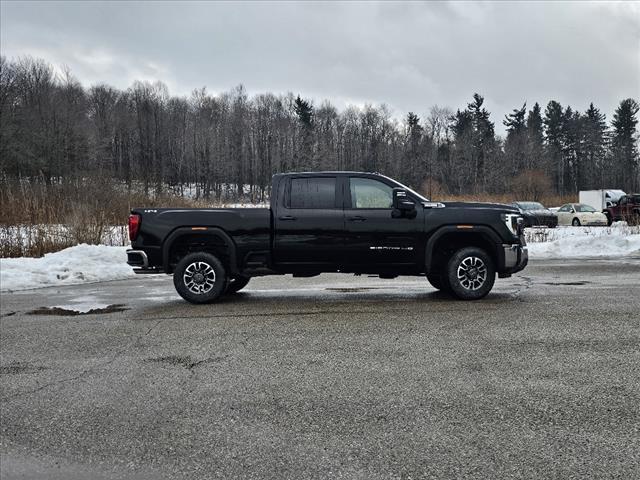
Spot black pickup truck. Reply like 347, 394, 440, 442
127, 172, 528, 303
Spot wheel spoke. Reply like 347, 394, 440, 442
456, 256, 487, 291
183, 261, 217, 295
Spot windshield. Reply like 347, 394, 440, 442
575, 204, 596, 213
517, 202, 545, 210
381, 175, 429, 202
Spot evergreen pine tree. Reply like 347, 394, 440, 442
503, 103, 527, 175
293, 95, 314, 169
404, 112, 424, 186
525, 102, 545, 171
294, 95, 313, 126
611, 98, 639, 191
582, 103, 607, 188
561, 106, 585, 193
544, 101, 565, 194
466, 94, 496, 193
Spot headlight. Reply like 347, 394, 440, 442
502, 213, 521, 236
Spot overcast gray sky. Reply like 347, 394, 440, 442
1, 1, 638, 133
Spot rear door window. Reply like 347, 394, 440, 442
289, 177, 336, 209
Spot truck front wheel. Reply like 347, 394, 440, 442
426, 273, 451, 293
173, 252, 227, 304
445, 247, 495, 300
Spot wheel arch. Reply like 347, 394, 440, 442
162, 227, 238, 276
425, 226, 502, 275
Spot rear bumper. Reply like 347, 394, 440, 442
126, 249, 148, 268
501, 243, 528, 274
127, 249, 165, 274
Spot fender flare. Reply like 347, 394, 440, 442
162, 227, 238, 275
424, 225, 503, 274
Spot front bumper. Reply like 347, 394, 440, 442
501, 243, 528, 275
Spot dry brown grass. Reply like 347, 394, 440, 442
430, 192, 577, 208
0, 176, 211, 257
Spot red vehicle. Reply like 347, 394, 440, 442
604, 194, 640, 225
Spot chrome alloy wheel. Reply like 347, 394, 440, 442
183, 261, 216, 294
456, 256, 488, 291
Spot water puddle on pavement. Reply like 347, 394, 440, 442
28, 304, 128, 316
325, 287, 385, 293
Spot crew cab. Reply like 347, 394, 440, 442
127, 172, 528, 303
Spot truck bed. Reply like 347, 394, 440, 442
130, 207, 272, 273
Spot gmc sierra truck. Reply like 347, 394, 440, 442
127, 172, 528, 303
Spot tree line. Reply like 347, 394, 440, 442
1, 56, 638, 202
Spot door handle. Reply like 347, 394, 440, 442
279, 215, 297, 221
348, 216, 366, 222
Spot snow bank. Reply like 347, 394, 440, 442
2, 226, 639, 292
527, 225, 640, 259
0, 244, 134, 292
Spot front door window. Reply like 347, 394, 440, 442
349, 178, 393, 209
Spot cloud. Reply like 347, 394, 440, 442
1, 0, 638, 133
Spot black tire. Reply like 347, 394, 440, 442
426, 273, 443, 290
427, 273, 451, 293
226, 276, 250, 294
605, 213, 613, 226
445, 247, 495, 300
572, 218, 581, 227
173, 252, 227, 304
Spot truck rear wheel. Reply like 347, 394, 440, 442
173, 252, 227, 304
226, 276, 250, 294
445, 247, 495, 300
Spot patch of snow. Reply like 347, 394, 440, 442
0, 244, 134, 292
527, 225, 640, 258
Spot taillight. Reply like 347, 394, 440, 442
128, 214, 141, 241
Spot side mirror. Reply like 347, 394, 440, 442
392, 188, 416, 218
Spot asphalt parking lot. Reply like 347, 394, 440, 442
1, 258, 639, 479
